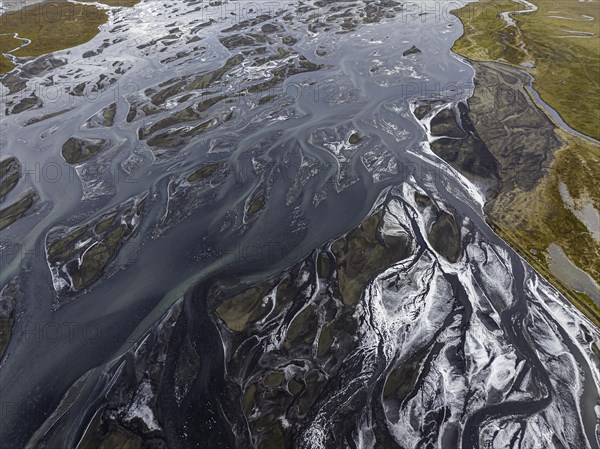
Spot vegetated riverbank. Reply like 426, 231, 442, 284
449, 0, 600, 325
0, 0, 139, 73
452, 0, 599, 140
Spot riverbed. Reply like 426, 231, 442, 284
1, 0, 599, 448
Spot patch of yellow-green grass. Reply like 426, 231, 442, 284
0, 0, 119, 74
518, 0, 600, 140
5, 2, 108, 57
0, 33, 22, 73
452, 0, 528, 63
452, 0, 600, 140
489, 132, 600, 325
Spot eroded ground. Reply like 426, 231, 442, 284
450, 0, 600, 323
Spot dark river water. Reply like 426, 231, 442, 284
0, 0, 598, 448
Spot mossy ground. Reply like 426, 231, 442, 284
452, 0, 527, 63
489, 133, 600, 325
452, 0, 600, 140
0, 0, 140, 74
452, 0, 600, 323
0, 33, 22, 72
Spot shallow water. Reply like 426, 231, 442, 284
0, 0, 599, 448
547, 243, 600, 306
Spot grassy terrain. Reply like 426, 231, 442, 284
453, 0, 600, 140
452, 0, 600, 323
489, 132, 600, 326
0, 0, 141, 74
452, 0, 527, 63
490, 132, 600, 282
0, 33, 22, 72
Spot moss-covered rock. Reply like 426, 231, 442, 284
428, 212, 461, 263
0, 156, 21, 199
0, 190, 36, 230
61, 137, 108, 165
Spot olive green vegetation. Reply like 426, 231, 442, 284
81, 428, 142, 449
0, 0, 140, 74
247, 194, 266, 215
0, 191, 36, 230
383, 352, 426, 404
348, 132, 362, 145
211, 203, 422, 448
61, 137, 107, 165
285, 304, 317, 347
47, 225, 87, 261
94, 214, 116, 234
414, 192, 432, 208
453, 0, 600, 323
0, 2, 107, 73
489, 133, 600, 326
243, 383, 257, 415
0, 33, 22, 72
452, 0, 600, 140
71, 224, 128, 290
216, 284, 272, 331
186, 162, 224, 182
258, 94, 276, 105
46, 197, 145, 295
0, 156, 20, 199
427, 211, 461, 263
0, 315, 13, 360
264, 372, 285, 387
317, 323, 333, 357
331, 210, 411, 305
0, 279, 21, 366
451, 0, 527, 63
